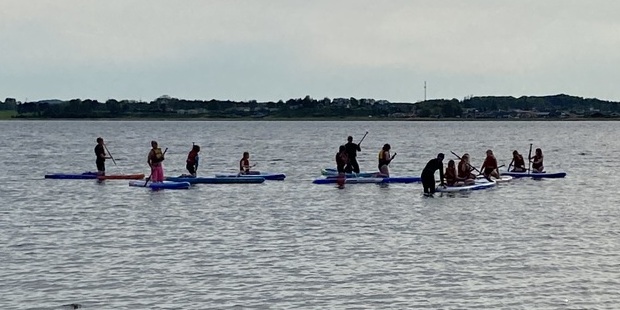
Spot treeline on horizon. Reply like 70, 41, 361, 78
2, 93, 620, 119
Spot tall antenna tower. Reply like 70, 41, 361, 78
424, 81, 427, 102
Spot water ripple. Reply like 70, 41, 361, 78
1, 120, 619, 309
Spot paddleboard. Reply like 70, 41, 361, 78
321, 168, 378, 178
476, 175, 513, 183
166, 176, 265, 184
500, 170, 567, 179
214, 172, 285, 181
313, 177, 385, 184
435, 181, 496, 192
314, 175, 422, 184
129, 180, 191, 189
45, 172, 145, 180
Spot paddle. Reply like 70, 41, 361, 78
507, 159, 514, 172
527, 143, 533, 173
358, 131, 369, 146
103, 143, 117, 166
144, 147, 168, 186
192, 142, 198, 176
450, 151, 492, 182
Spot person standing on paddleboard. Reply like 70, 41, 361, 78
148, 140, 165, 183
480, 149, 501, 179
186, 144, 200, 177
377, 144, 396, 177
94, 137, 112, 176
510, 150, 526, 172
344, 136, 362, 174
421, 153, 445, 196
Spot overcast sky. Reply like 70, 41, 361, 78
1, 0, 619, 103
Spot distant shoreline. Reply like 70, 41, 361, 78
4, 116, 619, 121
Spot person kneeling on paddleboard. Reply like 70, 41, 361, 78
421, 153, 445, 196
510, 150, 526, 172
148, 141, 165, 183
186, 144, 200, 177
444, 160, 458, 186
530, 148, 544, 172
457, 153, 476, 184
377, 144, 396, 177
480, 149, 500, 180
239, 152, 253, 175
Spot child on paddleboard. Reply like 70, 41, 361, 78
148, 140, 165, 182
186, 144, 200, 177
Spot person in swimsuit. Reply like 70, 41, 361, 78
335, 145, 348, 187
530, 148, 544, 172
239, 152, 252, 174
480, 149, 500, 179
444, 159, 458, 186
510, 150, 526, 172
94, 137, 112, 176
457, 153, 476, 183
186, 144, 200, 176
336, 145, 348, 174
147, 140, 165, 182
377, 144, 396, 177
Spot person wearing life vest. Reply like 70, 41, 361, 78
148, 140, 165, 182
480, 149, 500, 179
377, 144, 396, 177
239, 152, 252, 174
510, 150, 526, 172
530, 148, 544, 172
186, 144, 200, 177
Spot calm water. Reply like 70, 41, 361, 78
1, 120, 619, 309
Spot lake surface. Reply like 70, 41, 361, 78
1, 120, 619, 309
